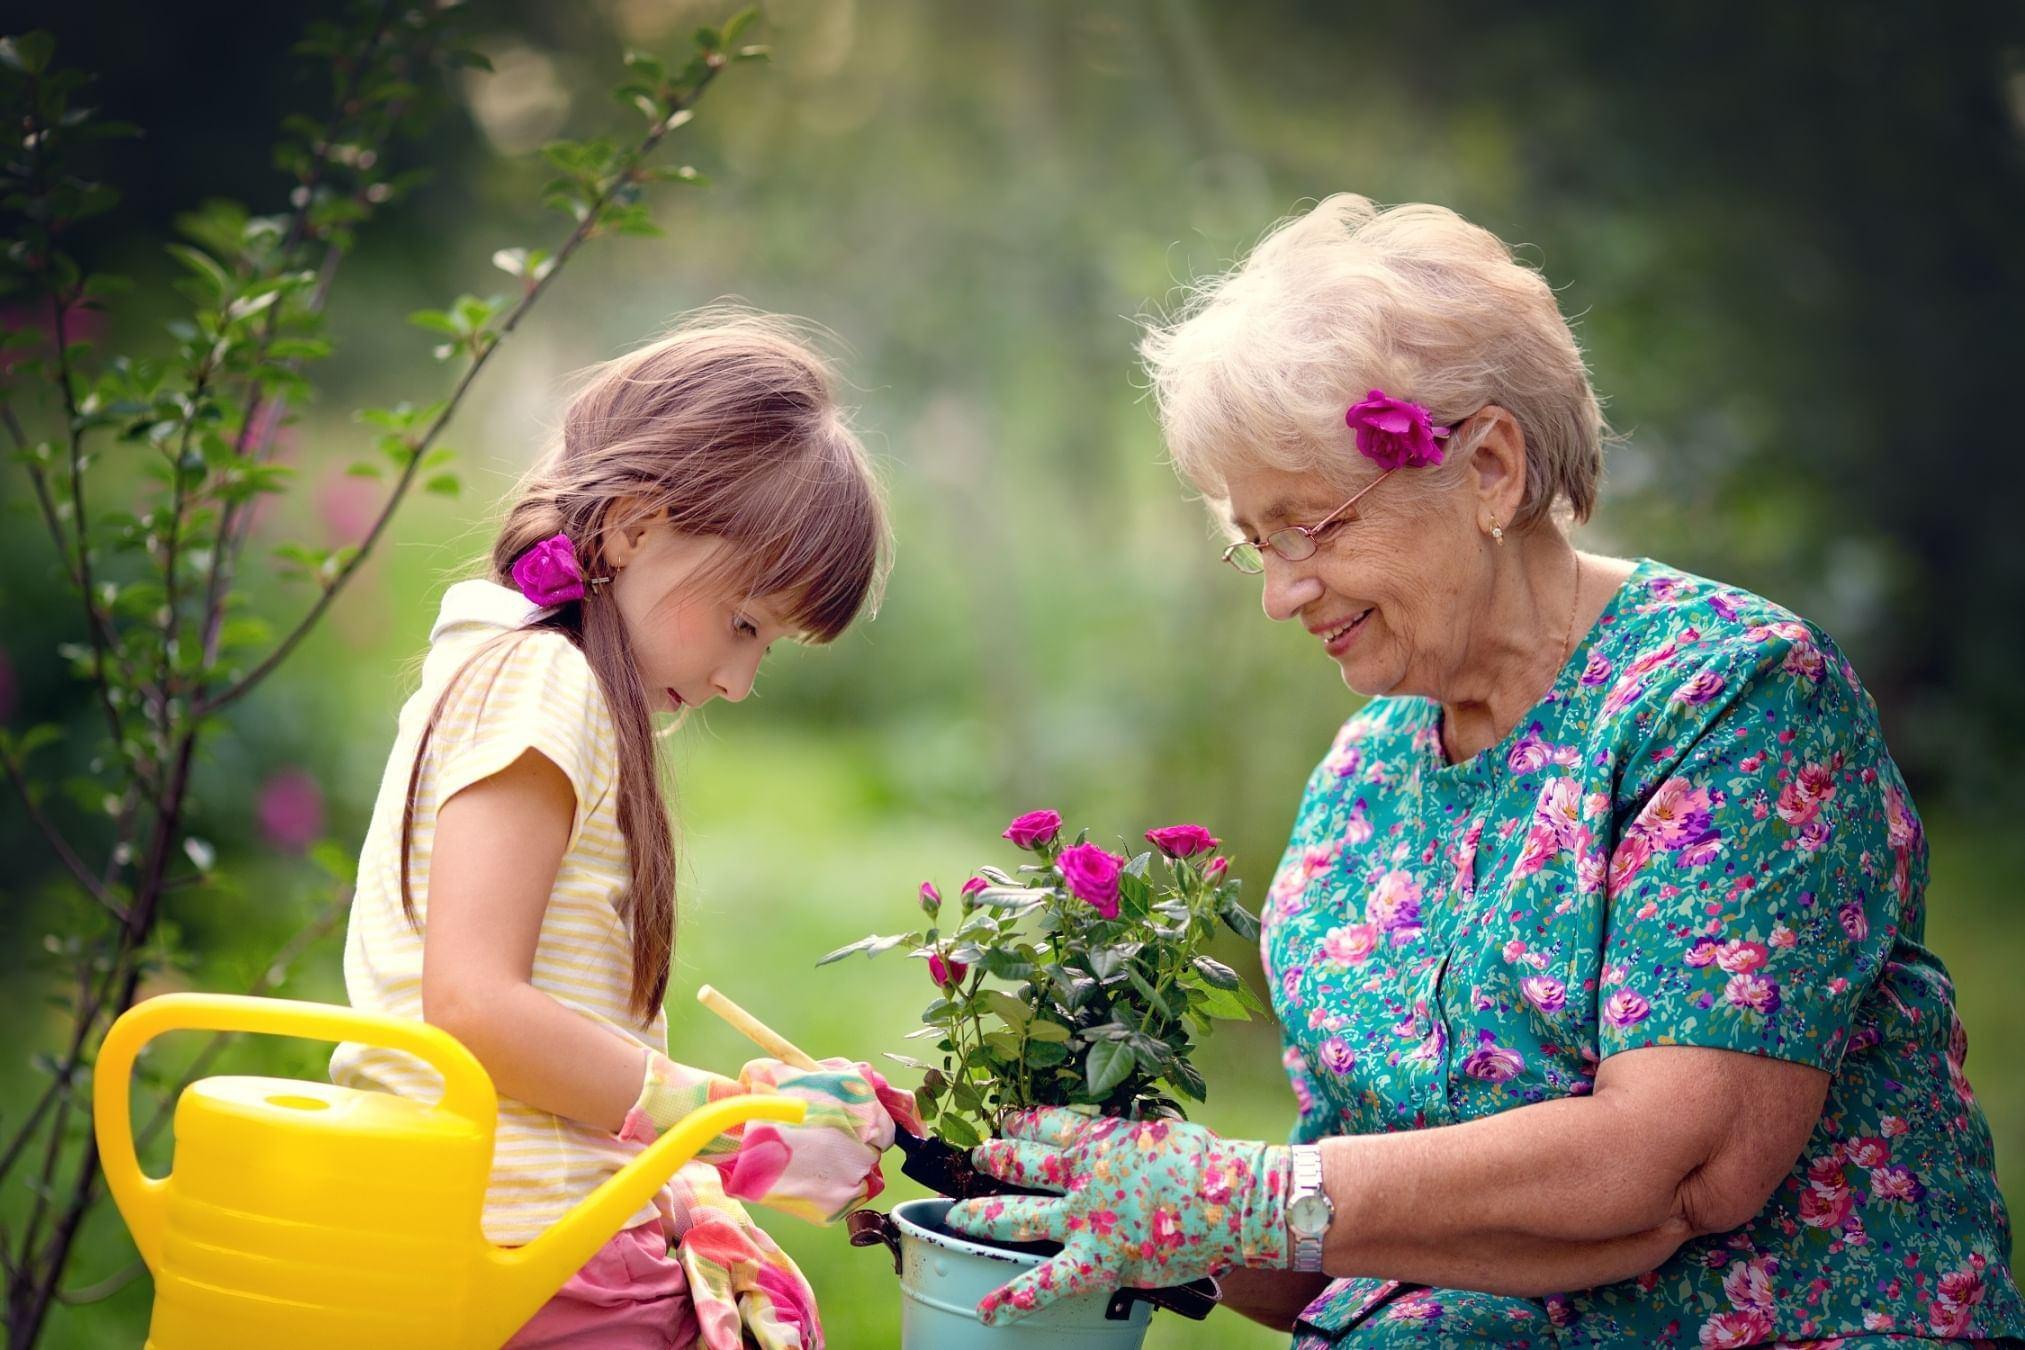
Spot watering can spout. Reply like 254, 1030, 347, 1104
476, 1093, 805, 1346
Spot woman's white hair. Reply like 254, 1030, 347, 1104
1140, 194, 1605, 529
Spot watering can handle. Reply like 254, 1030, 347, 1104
94, 992, 499, 1271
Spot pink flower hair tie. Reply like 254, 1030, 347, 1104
511, 532, 611, 606
1345, 389, 1451, 470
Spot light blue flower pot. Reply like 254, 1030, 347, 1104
888, 1198, 1153, 1348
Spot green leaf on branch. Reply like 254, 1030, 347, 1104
1191, 956, 1241, 989
1084, 1039, 1134, 1097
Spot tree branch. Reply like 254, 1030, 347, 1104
199, 82, 724, 719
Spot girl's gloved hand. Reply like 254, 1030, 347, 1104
629, 1051, 922, 1225
944, 1108, 1295, 1325
664, 1161, 824, 1350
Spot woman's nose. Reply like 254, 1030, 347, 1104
1261, 562, 1324, 623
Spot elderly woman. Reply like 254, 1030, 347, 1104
947, 195, 2021, 1346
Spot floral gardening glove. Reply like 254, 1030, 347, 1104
665, 1161, 824, 1350
943, 1107, 1294, 1326
630, 1052, 921, 1225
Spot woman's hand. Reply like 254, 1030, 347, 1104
945, 1108, 1292, 1325
633, 1052, 920, 1225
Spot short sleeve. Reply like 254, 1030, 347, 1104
1595, 626, 1915, 1072
430, 633, 614, 854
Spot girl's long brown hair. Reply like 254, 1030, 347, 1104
398, 310, 888, 1022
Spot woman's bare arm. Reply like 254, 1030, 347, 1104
421, 746, 648, 1132
1317, 1045, 1828, 1296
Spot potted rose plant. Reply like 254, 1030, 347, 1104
819, 809, 1263, 1347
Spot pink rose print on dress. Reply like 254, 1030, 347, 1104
1320, 923, 1378, 966
1521, 975, 1567, 1014
1698, 1307, 1774, 1347
1673, 668, 1728, 705
1364, 870, 1423, 933
1461, 1029, 1525, 1082
1603, 988, 1651, 1028
1724, 971, 1782, 1014
1318, 1036, 1355, 1075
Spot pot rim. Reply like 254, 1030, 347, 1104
889, 1197, 1053, 1270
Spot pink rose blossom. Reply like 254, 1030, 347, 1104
918, 880, 942, 914
1058, 841, 1125, 918
1344, 389, 1451, 470
927, 952, 968, 987
1002, 809, 1063, 849
961, 875, 989, 898
510, 533, 588, 606
1144, 823, 1220, 858
1205, 856, 1229, 880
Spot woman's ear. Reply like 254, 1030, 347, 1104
1467, 406, 1529, 532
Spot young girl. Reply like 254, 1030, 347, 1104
329, 312, 915, 1349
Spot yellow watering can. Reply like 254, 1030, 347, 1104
95, 992, 805, 1349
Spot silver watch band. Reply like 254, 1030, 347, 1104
1289, 1144, 1327, 1272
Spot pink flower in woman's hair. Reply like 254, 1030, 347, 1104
1002, 809, 1062, 850
961, 875, 989, 897
511, 533, 587, 606
1145, 824, 1220, 858
918, 881, 942, 915
1057, 841, 1125, 918
927, 952, 968, 987
1344, 389, 1452, 470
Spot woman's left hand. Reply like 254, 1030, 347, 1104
945, 1107, 1293, 1325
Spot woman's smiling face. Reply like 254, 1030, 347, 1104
604, 521, 798, 714
1223, 456, 1482, 701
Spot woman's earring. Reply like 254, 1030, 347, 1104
1490, 521, 1505, 544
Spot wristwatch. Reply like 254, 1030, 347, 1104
1286, 1144, 1334, 1272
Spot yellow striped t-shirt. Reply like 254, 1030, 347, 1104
330, 578, 665, 1244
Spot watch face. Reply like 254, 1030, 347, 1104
1289, 1191, 1332, 1236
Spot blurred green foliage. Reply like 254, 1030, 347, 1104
2, 1, 2020, 1345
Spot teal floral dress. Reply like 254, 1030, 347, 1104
1264, 559, 2022, 1347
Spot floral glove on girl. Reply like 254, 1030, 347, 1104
944, 1108, 1294, 1325
630, 1051, 921, 1225
665, 1162, 823, 1350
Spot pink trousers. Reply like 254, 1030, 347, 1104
503, 1218, 700, 1349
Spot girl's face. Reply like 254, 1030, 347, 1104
605, 520, 797, 714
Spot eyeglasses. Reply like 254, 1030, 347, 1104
1221, 468, 1397, 574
